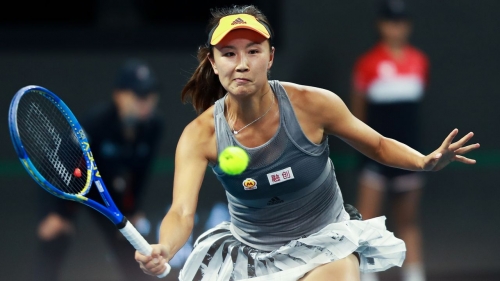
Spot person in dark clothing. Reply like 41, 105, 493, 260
34, 58, 165, 281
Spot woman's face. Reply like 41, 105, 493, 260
209, 29, 274, 97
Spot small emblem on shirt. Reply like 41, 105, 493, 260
267, 196, 284, 205
267, 167, 294, 185
243, 178, 257, 190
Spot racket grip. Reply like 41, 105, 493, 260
119, 220, 171, 278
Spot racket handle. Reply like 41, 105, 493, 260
119, 220, 171, 278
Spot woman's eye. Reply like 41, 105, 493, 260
223, 52, 235, 57
249, 49, 260, 54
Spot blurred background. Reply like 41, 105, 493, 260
0, 0, 499, 280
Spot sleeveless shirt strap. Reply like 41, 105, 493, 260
213, 95, 235, 156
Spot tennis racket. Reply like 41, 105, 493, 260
8, 85, 170, 278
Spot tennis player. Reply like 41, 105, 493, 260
135, 5, 479, 281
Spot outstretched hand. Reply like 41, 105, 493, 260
423, 129, 480, 171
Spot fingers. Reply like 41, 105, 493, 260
454, 143, 480, 155
449, 131, 475, 150
454, 155, 477, 164
135, 250, 152, 265
149, 257, 168, 275
428, 129, 479, 171
135, 250, 168, 276
442, 128, 459, 147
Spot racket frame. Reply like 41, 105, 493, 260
9, 85, 124, 225
8, 85, 170, 277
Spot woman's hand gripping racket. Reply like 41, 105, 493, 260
8, 85, 170, 278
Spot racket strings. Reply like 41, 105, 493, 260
21, 97, 87, 193
17, 91, 89, 195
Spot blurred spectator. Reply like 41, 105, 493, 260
34, 58, 165, 281
351, 1, 430, 281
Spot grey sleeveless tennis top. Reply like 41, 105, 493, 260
211, 80, 345, 251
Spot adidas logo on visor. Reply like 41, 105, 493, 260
231, 18, 247, 25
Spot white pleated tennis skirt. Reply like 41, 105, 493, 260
179, 216, 405, 281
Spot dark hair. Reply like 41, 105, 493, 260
377, 0, 411, 21
180, 5, 274, 115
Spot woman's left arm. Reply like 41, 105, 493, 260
315, 88, 479, 172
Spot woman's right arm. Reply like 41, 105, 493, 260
135, 117, 213, 276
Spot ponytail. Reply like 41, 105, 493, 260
181, 45, 225, 115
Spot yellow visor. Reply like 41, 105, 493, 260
209, 14, 271, 45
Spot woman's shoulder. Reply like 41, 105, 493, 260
277, 81, 347, 134
278, 81, 345, 124
181, 105, 216, 141
279, 81, 340, 105
176, 105, 217, 162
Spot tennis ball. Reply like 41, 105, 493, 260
218, 146, 249, 175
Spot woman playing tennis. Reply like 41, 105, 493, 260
135, 5, 479, 281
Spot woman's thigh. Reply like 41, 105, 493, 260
299, 254, 360, 281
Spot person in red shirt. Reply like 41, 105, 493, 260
351, 1, 429, 281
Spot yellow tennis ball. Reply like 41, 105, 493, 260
218, 146, 249, 175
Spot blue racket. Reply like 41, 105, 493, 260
8, 85, 170, 278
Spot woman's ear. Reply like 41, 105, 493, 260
207, 53, 219, 75
268, 47, 275, 70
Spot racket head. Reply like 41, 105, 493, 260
8, 85, 94, 202
9, 85, 170, 277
